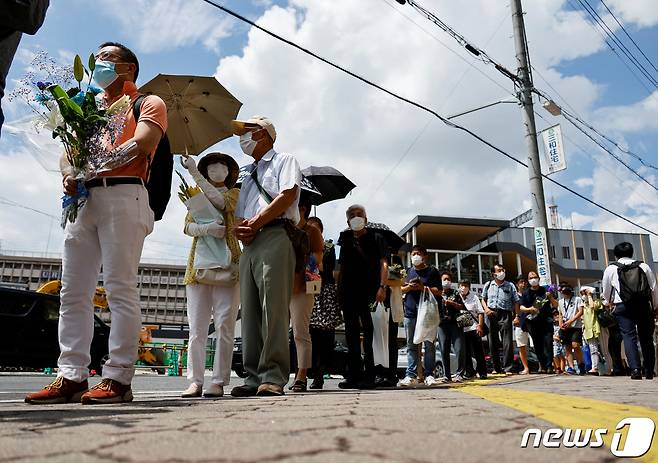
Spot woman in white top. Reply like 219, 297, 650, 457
459, 280, 487, 379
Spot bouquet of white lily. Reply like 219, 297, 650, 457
9, 51, 131, 227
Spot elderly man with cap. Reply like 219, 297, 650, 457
230, 116, 301, 397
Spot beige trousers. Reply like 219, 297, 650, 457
290, 293, 314, 369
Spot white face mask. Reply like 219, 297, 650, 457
349, 216, 365, 231
442, 280, 452, 289
207, 163, 228, 184
411, 255, 424, 267
528, 278, 539, 286
239, 131, 258, 156
495, 271, 506, 281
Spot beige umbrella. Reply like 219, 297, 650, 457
139, 74, 242, 155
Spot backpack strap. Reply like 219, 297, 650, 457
131, 94, 157, 180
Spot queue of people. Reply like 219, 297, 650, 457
23, 42, 658, 405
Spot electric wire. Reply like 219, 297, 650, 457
599, 0, 658, 76
578, 0, 658, 87
566, 0, 658, 99
198, 0, 658, 237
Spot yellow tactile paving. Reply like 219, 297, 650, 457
458, 384, 658, 462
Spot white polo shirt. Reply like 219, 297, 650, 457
602, 257, 658, 306
235, 148, 301, 223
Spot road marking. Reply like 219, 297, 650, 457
459, 385, 658, 462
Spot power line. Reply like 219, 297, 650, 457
575, 0, 658, 90
534, 109, 658, 207
0, 196, 58, 220
599, 0, 658, 76
370, 0, 512, 199
401, 0, 519, 83
378, 0, 514, 98
198, 0, 658, 237
578, 0, 658, 87
560, 110, 658, 192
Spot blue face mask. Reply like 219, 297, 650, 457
93, 60, 119, 89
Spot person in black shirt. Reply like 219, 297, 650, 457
520, 271, 558, 373
438, 272, 467, 382
337, 205, 388, 389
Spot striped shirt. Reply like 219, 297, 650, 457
482, 280, 519, 311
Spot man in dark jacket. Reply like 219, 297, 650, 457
337, 204, 388, 389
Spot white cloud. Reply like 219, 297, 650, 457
574, 177, 594, 188
605, 0, 658, 28
99, 0, 234, 53
4, 0, 658, 262
593, 90, 658, 133
212, 0, 610, 243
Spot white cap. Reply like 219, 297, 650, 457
231, 115, 276, 142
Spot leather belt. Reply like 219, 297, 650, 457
85, 177, 144, 189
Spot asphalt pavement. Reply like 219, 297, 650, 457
0, 372, 657, 463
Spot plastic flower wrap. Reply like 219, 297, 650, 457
388, 263, 407, 281
9, 52, 127, 227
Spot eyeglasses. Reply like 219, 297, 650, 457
95, 51, 123, 62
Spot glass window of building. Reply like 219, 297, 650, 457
562, 246, 571, 259
576, 247, 584, 260
607, 249, 615, 261
549, 246, 556, 259
590, 248, 599, 261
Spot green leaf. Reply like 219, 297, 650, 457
47, 84, 84, 119
73, 55, 84, 83
88, 53, 96, 72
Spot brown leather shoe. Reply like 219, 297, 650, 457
25, 376, 89, 404
230, 384, 258, 397
256, 383, 284, 396
81, 378, 133, 405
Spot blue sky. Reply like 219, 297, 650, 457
2, 0, 658, 261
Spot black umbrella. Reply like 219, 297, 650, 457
301, 166, 356, 205
366, 222, 406, 253
235, 165, 322, 201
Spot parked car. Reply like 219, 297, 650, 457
0, 287, 109, 372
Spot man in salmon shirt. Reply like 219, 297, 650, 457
25, 42, 167, 405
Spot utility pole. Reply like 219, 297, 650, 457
511, 0, 553, 284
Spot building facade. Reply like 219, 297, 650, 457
0, 252, 189, 324
399, 215, 655, 292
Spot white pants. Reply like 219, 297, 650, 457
290, 293, 314, 369
186, 283, 240, 386
58, 184, 153, 384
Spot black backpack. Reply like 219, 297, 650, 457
132, 95, 173, 221
612, 261, 653, 309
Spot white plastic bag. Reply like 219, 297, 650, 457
390, 286, 404, 323
371, 302, 389, 368
413, 287, 440, 344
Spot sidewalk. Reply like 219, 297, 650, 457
0, 375, 656, 462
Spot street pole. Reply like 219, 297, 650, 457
511, 0, 553, 284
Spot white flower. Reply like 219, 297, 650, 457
44, 105, 64, 131
106, 95, 131, 116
